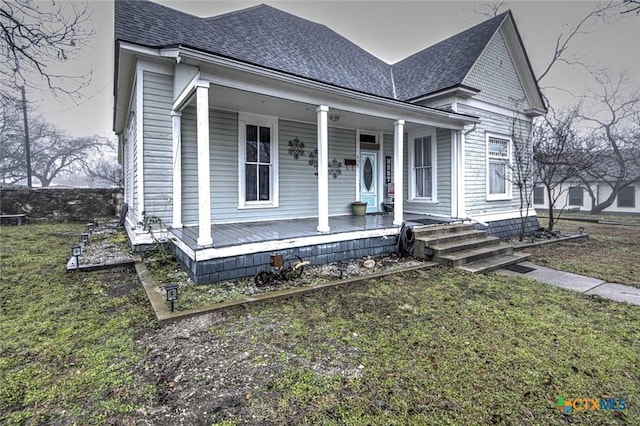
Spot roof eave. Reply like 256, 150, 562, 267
177, 45, 481, 126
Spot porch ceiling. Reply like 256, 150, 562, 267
209, 85, 399, 133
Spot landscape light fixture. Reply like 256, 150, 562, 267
81, 233, 90, 246
87, 222, 94, 235
165, 283, 178, 312
72, 245, 82, 268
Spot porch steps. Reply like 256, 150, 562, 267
413, 223, 530, 273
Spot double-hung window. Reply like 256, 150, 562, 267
409, 130, 437, 201
486, 134, 511, 200
238, 113, 278, 208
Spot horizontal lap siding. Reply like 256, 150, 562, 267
125, 107, 137, 223
180, 114, 358, 223
434, 128, 452, 216
210, 110, 239, 222
328, 126, 357, 215
457, 103, 531, 215
403, 128, 452, 217
180, 107, 198, 225
143, 71, 173, 224
277, 120, 319, 219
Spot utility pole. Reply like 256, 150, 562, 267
21, 85, 32, 188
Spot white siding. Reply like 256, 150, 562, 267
124, 109, 137, 223
180, 112, 359, 224
403, 127, 452, 217
457, 103, 532, 216
142, 71, 174, 224
535, 182, 640, 215
180, 107, 198, 225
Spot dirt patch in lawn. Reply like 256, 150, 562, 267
123, 268, 640, 425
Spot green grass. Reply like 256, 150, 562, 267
210, 268, 640, 424
0, 223, 155, 424
528, 220, 640, 287
1, 223, 639, 424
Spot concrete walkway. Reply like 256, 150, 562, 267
497, 261, 640, 306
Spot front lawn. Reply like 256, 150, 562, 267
527, 220, 640, 287
1, 223, 638, 425
0, 223, 155, 424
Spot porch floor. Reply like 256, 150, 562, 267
170, 213, 448, 251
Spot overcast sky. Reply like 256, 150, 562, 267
30, 0, 640, 138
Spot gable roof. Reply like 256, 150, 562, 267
115, 1, 543, 109
115, 1, 394, 98
391, 12, 508, 101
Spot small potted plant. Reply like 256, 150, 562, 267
351, 201, 367, 216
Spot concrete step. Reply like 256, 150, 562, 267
418, 229, 488, 246
420, 234, 499, 256
435, 243, 514, 267
412, 223, 476, 238
458, 252, 531, 274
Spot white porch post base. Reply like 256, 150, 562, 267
316, 105, 330, 233
171, 111, 183, 229
196, 82, 213, 246
393, 119, 405, 226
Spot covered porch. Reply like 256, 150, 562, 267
169, 213, 454, 284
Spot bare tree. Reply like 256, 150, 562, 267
86, 144, 122, 188
0, 99, 25, 184
576, 71, 640, 214
467, 1, 507, 18
0, 101, 110, 186
533, 106, 592, 230
0, 0, 93, 102
536, 1, 626, 86
622, 0, 640, 14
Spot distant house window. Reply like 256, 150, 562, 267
617, 186, 635, 208
409, 130, 437, 201
568, 186, 583, 206
486, 134, 511, 200
238, 113, 279, 208
533, 187, 545, 205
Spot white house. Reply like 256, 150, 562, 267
533, 182, 640, 215
113, 1, 546, 283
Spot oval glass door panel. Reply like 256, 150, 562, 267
364, 158, 373, 191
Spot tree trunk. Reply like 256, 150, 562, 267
546, 186, 555, 231
590, 191, 617, 215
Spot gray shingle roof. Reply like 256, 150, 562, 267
115, 1, 394, 98
391, 12, 508, 101
115, 1, 508, 101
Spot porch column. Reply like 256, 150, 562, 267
393, 119, 405, 226
196, 82, 212, 246
171, 111, 182, 228
316, 105, 330, 233
455, 130, 466, 218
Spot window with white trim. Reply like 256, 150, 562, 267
238, 114, 278, 208
486, 134, 511, 200
409, 130, 437, 201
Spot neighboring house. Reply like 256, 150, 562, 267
533, 182, 640, 215
113, 1, 546, 284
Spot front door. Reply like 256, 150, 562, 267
360, 151, 378, 213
